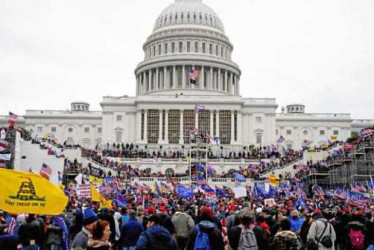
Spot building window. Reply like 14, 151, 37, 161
117, 115, 122, 121
183, 110, 195, 143
320, 130, 325, 135
216, 45, 218, 56
333, 130, 339, 135
256, 133, 262, 144
158, 44, 161, 55
153, 46, 156, 57
171, 42, 175, 53
209, 43, 212, 54
234, 111, 238, 141
286, 130, 292, 135
198, 110, 210, 135
147, 109, 159, 143
115, 130, 122, 143
256, 117, 262, 123
164, 43, 168, 54
187, 41, 190, 52
213, 112, 216, 136
219, 110, 231, 144
98, 128, 102, 133
141, 111, 145, 140
68, 128, 73, 133
179, 41, 183, 52
276, 129, 278, 135
51, 127, 56, 133
37, 126, 43, 133
303, 130, 308, 135
202, 43, 206, 53
221, 47, 224, 57
168, 110, 180, 144
162, 110, 166, 140
84, 127, 90, 133
195, 41, 198, 52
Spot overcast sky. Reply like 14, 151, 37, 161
1, 0, 373, 119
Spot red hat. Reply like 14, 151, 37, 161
228, 204, 237, 212
199, 206, 214, 220
147, 207, 156, 215
344, 207, 351, 213
355, 210, 363, 216
314, 209, 321, 213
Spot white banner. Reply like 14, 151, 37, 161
0, 154, 11, 161
234, 186, 247, 198
76, 184, 91, 198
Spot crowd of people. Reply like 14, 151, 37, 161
0, 180, 373, 250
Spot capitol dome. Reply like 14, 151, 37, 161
154, 0, 225, 33
135, 0, 241, 97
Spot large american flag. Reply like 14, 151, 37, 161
9, 112, 18, 120
189, 68, 199, 82
40, 163, 52, 179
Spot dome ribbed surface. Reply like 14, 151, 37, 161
153, 0, 225, 33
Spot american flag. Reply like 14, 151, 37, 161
0, 140, 8, 151
189, 68, 199, 83
152, 196, 168, 204
40, 163, 52, 179
9, 112, 18, 120
194, 104, 205, 112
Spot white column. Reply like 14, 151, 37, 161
231, 110, 235, 144
158, 109, 163, 144
224, 70, 228, 92
238, 111, 243, 145
163, 67, 167, 90
237, 75, 240, 95
179, 110, 184, 144
136, 111, 141, 143
210, 110, 214, 136
148, 70, 152, 91
165, 110, 169, 143
155, 68, 159, 91
216, 110, 220, 137
136, 75, 139, 96
218, 69, 221, 91
210, 67, 213, 90
144, 109, 148, 143
182, 65, 186, 88
200, 66, 205, 89
195, 111, 198, 130
173, 66, 177, 89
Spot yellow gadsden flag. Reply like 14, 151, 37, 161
90, 185, 112, 209
0, 168, 68, 215
89, 175, 103, 185
269, 174, 280, 187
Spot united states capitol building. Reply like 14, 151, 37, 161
4, 0, 373, 151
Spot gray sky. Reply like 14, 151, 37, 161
1, 0, 373, 119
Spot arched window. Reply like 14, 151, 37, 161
187, 41, 190, 52
153, 46, 156, 57
202, 43, 206, 53
164, 43, 168, 54
179, 41, 183, 53
158, 44, 161, 55
165, 168, 174, 176
195, 41, 199, 52
221, 47, 224, 57
209, 44, 212, 54
171, 42, 175, 53
216, 45, 218, 56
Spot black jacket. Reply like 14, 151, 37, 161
186, 220, 224, 250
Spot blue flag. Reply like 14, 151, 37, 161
155, 182, 162, 196
295, 197, 306, 209
215, 186, 226, 197
254, 183, 267, 197
268, 185, 278, 198
177, 184, 194, 199
200, 184, 214, 193
234, 173, 245, 182
196, 164, 205, 172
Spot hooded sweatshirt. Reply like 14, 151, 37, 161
186, 220, 225, 250
136, 224, 177, 250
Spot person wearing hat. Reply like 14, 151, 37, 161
228, 208, 258, 250
119, 210, 144, 250
72, 208, 98, 250
186, 206, 224, 250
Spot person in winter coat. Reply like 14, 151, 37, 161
72, 208, 98, 250
270, 218, 302, 250
136, 213, 177, 250
87, 220, 112, 250
228, 208, 258, 250
18, 214, 44, 249
119, 211, 144, 250
342, 213, 368, 250
69, 208, 84, 241
186, 206, 225, 250
307, 212, 336, 250
289, 210, 305, 233
172, 205, 194, 250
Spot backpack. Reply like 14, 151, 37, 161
349, 228, 364, 249
316, 221, 333, 248
194, 225, 210, 250
238, 226, 258, 250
